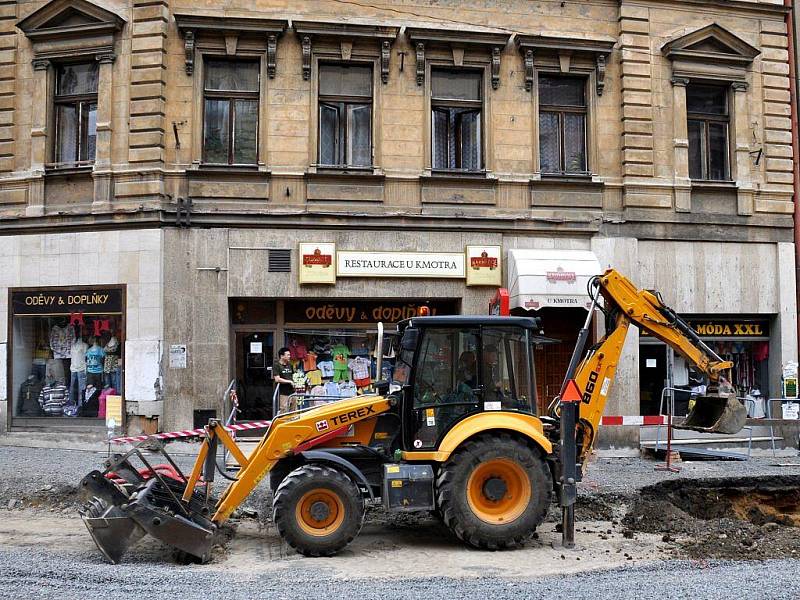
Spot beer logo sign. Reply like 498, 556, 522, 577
465, 245, 501, 287
303, 248, 332, 268
298, 243, 336, 285
470, 250, 498, 270
546, 267, 577, 283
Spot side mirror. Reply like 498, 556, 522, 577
400, 328, 419, 351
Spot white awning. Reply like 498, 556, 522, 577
507, 249, 602, 311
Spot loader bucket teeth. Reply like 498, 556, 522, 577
675, 393, 747, 435
80, 497, 146, 565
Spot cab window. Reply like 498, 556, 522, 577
411, 328, 480, 448
481, 327, 534, 413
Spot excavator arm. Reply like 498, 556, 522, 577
569, 268, 744, 460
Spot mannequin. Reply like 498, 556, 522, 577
69, 338, 88, 408
103, 336, 121, 393
84, 337, 106, 390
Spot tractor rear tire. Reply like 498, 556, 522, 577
273, 464, 365, 557
436, 433, 551, 550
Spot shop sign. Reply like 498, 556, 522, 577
11, 288, 123, 315
466, 246, 502, 287
641, 319, 770, 338
285, 300, 458, 324
337, 251, 465, 279
298, 243, 336, 285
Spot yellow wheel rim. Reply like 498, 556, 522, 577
466, 458, 531, 525
295, 488, 346, 537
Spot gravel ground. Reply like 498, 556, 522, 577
2, 444, 800, 598
0, 547, 798, 600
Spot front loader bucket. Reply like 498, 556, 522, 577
675, 393, 747, 434
78, 446, 218, 564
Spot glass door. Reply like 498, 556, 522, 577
235, 331, 274, 421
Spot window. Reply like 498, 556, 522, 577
687, 84, 730, 181
412, 328, 480, 448
203, 60, 259, 165
54, 63, 98, 165
431, 69, 482, 171
9, 287, 124, 422
538, 75, 587, 175
318, 64, 373, 167
481, 328, 533, 413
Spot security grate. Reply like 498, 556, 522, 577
268, 249, 292, 273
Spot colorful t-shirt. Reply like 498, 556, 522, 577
303, 352, 318, 372
318, 361, 334, 378
289, 340, 308, 360
292, 372, 307, 389
348, 356, 371, 381
324, 381, 341, 397
85, 345, 106, 374
338, 381, 357, 398
306, 369, 322, 386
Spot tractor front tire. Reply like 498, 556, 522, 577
273, 464, 365, 557
436, 433, 551, 550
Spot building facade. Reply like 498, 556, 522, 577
0, 0, 796, 446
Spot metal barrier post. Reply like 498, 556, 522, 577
655, 386, 681, 473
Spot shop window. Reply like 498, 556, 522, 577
277, 330, 394, 407
538, 75, 587, 175
318, 63, 373, 167
687, 83, 730, 181
9, 288, 125, 423
431, 69, 483, 171
202, 59, 260, 165
54, 62, 99, 166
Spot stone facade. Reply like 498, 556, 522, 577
0, 0, 797, 445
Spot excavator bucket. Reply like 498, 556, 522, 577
675, 392, 747, 435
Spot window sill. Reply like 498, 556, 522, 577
309, 165, 380, 178
195, 164, 262, 173
538, 172, 596, 184
44, 164, 94, 177
691, 179, 736, 189
428, 169, 489, 179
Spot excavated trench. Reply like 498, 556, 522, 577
642, 476, 800, 527
623, 475, 800, 559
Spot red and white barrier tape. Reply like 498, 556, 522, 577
600, 415, 667, 426
111, 419, 271, 445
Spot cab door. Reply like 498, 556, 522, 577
407, 328, 481, 450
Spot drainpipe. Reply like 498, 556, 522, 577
788, 0, 800, 360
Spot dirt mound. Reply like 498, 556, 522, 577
623, 476, 800, 559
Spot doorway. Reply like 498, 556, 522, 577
639, 344, 667, 416
235, 331, 275, 420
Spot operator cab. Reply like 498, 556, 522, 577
392, 316, 556, 451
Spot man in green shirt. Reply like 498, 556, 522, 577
273, 347, 296, 414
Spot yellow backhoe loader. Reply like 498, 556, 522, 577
78, 269, 745, 563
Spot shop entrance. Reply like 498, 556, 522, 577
639, 344, 667, 417
234, 331, 274, 421
517, 307, 586, 413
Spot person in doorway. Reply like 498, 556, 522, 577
273, 347, 296, 414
